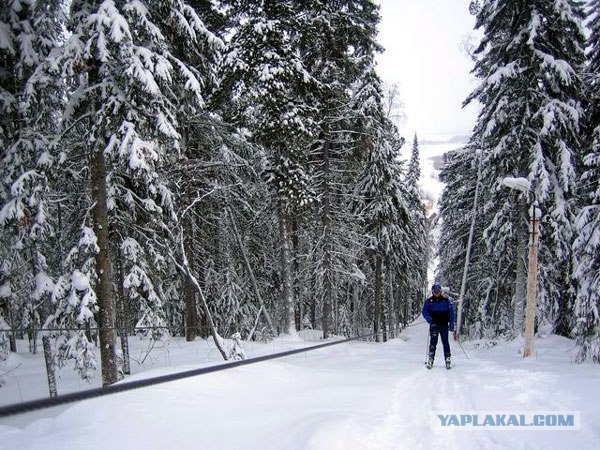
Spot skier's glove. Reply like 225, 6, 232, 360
453, 331, 457, 341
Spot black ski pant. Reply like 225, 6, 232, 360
428, 323, 451, 360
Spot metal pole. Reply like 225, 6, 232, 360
425, 329, 431, 364
456, 149, 483, 338
456, 338, 470, 359
523, 199, 540, 358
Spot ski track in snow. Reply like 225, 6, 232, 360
304, 324, 598, 450
355, 341, 502, 450
1, 323, 598, 450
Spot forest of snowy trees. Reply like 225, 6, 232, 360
437, 0, 600, 364
2, 0, 600, 390
0, 0, 429, 386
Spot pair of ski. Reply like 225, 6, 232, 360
425, 358, 452, 370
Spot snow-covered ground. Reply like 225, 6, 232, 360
1, 322, 598, 449
4, 135, 597, 449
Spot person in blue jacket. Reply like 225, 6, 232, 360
422, 283, 455, 369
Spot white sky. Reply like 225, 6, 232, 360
376, 0, 481, 139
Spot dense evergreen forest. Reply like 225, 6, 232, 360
437, 0, 600, 364
0, 0, 428, 386
1, 0, 599, 387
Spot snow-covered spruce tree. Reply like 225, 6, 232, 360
44, 227, 99, 380
572, 0, 600, 363
218, 0, 318, 335
402, 133, 428, 324
158, 1, 224, 342
169, 114, 275, 343
302, 0, 389, 338
465, 0, 586, 338
223, 172, 281, 341
437, 144, 497, 338
406, 134, 421, 189
36, 0, 216, 385
211, 264, 251, 338
353, 118, 414, 342
119, 238, 169, 341
0, 0, 64, 354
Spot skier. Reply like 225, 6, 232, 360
422, 283, 455, 369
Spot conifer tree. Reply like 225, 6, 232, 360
402, 133, 428, 324
437, 145, 495, 337
305, 0, 387, 338
0, 0, 64, 354
36, 0, 218, 384
354, 120, 412, 341
464, 0, 586, 337
573, 0, 600, 362
406, 134, 421, 188
218, 0, 318, 335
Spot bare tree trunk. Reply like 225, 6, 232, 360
91, 148, 118, 386
322, 139, 333, 339
381, 265, 388, 342
119, 323, 131, 375
29, 245, 42, 355
227, 209, 276, 338
8, 308, 16, 353
310, 260, 317, 330
183, 218, 199, 341
182, 264, 228, 360
116, 246, 131, 375
161, 229, 229, 360
382, 304, 388, 342
28, 313, 38, 355
278, 206, 296, 335
183, 275, 198, 341
388, 271, 395, 338
374, 254, 382, 342
42, 336, 57, 398
291, 217, 301, 331
352, 283, 359, 335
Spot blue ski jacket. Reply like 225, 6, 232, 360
422, 294, 455, 331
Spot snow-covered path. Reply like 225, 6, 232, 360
1, 322, 598, 450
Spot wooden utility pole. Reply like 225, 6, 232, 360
501, 176, 539, 355
523, 203, 540, 358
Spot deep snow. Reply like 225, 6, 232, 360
3, 138, 598, 449
1, 322, 599, 450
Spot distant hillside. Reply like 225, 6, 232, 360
419, 135, 469, 146
430, 154, 446, 170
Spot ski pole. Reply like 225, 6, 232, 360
425, 328, 431, 364
457, 337, 469, 359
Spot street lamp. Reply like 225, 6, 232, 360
502, 177, 540, 358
